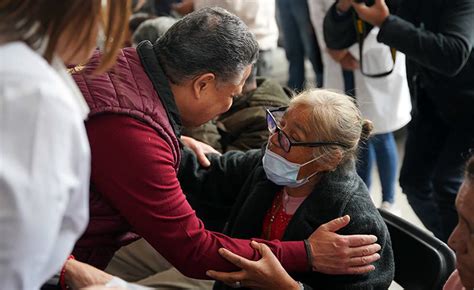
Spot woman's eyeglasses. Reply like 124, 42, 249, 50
265, 106, 350, 153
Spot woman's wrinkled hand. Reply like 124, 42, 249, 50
206, 241, 300, 290
65, 259, 114, 290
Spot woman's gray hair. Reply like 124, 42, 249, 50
155, 7, 259, 85
290, 89, 373, 164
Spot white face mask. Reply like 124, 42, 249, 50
262, 145, 325, 188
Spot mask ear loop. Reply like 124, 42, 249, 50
290, 170, 322, 188
295, 153, 328, 184
300, 151, 327, 167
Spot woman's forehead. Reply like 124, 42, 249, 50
285, 105, 313, 136
286, 104, 311, 121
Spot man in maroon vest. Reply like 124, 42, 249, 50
65, 7, 381, 288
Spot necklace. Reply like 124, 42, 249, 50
263, 189, 308, 240
264, 191, 287, 240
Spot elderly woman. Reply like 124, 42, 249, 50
179, 89, 394, 289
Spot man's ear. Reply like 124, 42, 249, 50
192, 73, 216, 100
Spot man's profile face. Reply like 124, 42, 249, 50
448, 179, 474, 288
196, 65, 253, 125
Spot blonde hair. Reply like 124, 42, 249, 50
0, 0, 130, 72
290, 89, 373, 163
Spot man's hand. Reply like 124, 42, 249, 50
308, 215, 381, 275
336, 0, 353, 13
206, 241, 300, 290
339, 53, 360, 70
327, 49, 359, 70
65, 259, 114, 289
327, 48, 349, 62
172, 0, 194, 15
133, 0, 146, 12
181, 135, 221, 167
352, 0, 390, 27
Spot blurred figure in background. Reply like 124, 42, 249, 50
132, 0, 182, 16
276, 0, 324, 90
132, 16, 177, 46
325, 0, 474, 242
309, 0, 411, 212
123, 13, 157, 47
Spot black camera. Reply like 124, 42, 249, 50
353, 0, 375, 6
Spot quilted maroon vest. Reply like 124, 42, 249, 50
71, 45, 182, 269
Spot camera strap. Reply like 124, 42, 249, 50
354, 15, 397, 78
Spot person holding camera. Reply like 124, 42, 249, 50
308, 0, 412, 214
323, 0, 474, 242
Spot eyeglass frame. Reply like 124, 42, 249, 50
265, 106, 350, 153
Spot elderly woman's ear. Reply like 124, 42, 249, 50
321, 149, 344, 172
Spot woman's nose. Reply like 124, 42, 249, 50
269, 132, 278, 146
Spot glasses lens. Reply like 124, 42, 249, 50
278, 130, 291, 152
266, 111, 277, 133
272, 110, 285, 124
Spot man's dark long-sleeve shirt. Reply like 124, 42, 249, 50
324, 0, 474, 128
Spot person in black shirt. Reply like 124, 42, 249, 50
324, 0, 474, 242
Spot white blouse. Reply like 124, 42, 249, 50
308, 0, 411, 134
0, 42, 90, 290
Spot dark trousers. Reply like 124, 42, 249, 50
276, 0, 323, 91
399, 95, 474, 242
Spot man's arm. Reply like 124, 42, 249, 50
87, 114, 307, 279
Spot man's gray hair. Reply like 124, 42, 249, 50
155, 7, 259, 85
